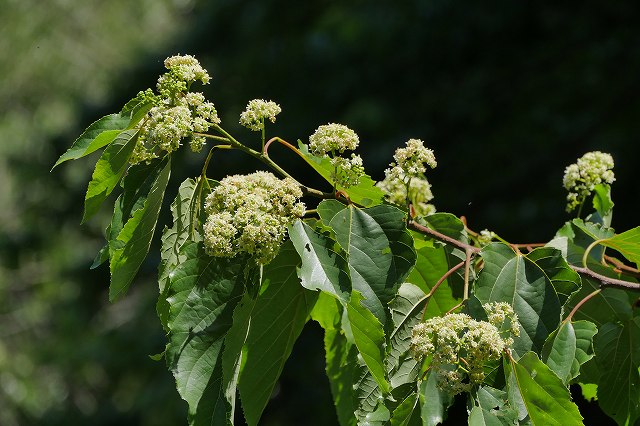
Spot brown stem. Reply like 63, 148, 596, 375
422, 260, 465, 319
565, 288, 602, 322
408, 221, 480, 254
605, 255, 640, 278
571, 266, 640, 292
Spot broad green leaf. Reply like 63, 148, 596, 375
595, 318, 640, 426
237, 242, 318, 426
108, 157, 170, 301
541, 320, 597, 384
288, 220, 351, 301
52, 113, 130, 168
347, 291, 391, 394
317, 298, 358, 426
298, 142, 385, 206
165, 242, 253, 425
387, 283, 427, 388
354, 363, 387, 425
158, 178, 209, 328
474, 243, 561, 357
526, 247, 581, 307
590, 183, 614, 227
469, 386, 518, 426
551, 219, 614, 266
602, 226, 640, 269
422, 213, 468, 243
419, 371, 453, 426
318, 200, 416, 324
509, 352, 583, 425
390, 391, 420, 426
82, 129, 139, 223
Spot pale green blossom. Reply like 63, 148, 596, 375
309, 123, 359, 156
377, 166, 435, 216
239, 99, 281, 131
203, 172, 305, 264
563, 151, 615, 212
393, 139, 436, 176
477, 229, 495, 246
330, 154, 365, 188
411, 303, 519, 395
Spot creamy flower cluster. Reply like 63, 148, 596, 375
239, 99, 282, 131
131, 55, 220, 164
410, 302, 519, 395
563, 151, 615, 212
309, 123, 364, 188
203, 172, 305, 264
477, 229, 496, 246
377, 139, 437, 216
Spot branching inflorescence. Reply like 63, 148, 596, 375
563, 151, 615, 213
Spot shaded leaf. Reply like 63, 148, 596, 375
82, 129, 138, 222
526, 247, 581, 307
237, 242, 318, 426
469, 386, 518, 426
390, 391, 420, 426
347, 291, 391, 394
419, 371, 453, 426
564, 275, 632, 326
508, 352, 583, 425
109, 157, 170, 301
474, 243, 561, 357
354, 363, 387, 425
541, 320, 597, 384
165, 242, 253, 425
595, 318, 640, 426
52, 113, 130, 168
318, 200, 416, 324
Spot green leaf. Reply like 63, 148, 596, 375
541, 320, 597, 384
579, 383, 598, 402
318, 200, 416, 324
590, 183, 614, 227
387, 283, 427, 388
158, 178, 208, 328
474, 243, 561, 357
551, 219, 614, 266
419, 371, 453, 426
354, 363, 387, 425
602, 226, 640, 269
165, 242, 253, 425
298, 142, 385, 206
469, 386, 519, 426
526, 247, 581, 308
289, 220, 351, 301
390, 391, 420, 426
316, 297, 358, 426
564, 275, 632, 326
347, 291, 391, 395
108, 157, 170, 301
52, 114, 131, 168
82, 129, 139, 223
508, 352, 583, 425
237, 242, 318, 426
595, 317, 640, 426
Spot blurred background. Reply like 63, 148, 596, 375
1, 0, 638, 424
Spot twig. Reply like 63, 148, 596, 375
571, 266, 640, 291
408, 221, 480, 254
565, 288, 601, 323
422, 261, 465, 319
605, 255, 640, 278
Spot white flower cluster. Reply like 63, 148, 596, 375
308, 123, 364, 188
410, 302, 519, 395
131, 55, 221, 164
563, 151, 615, 212
239, 99, 282, 131
477, 229, 496, 246
203, 171, 305, 264
377, 139, 437, 216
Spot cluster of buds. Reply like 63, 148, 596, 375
308, 123, 365, 188
239, 99, 282, 132
377, 139, 436, 216
410, 302, 519, 395
130, 55, 220, 164
563, 151, 615, 213
203, 172, 305, 264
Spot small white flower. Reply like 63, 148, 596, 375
309, 123, 359, 156
239, 99, 281, 131
563, 151, 615, 212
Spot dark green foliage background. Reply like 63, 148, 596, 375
1, 1, 638, 424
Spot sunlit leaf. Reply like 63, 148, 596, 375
508, 352, 583, 425
108, 157, 170, 301
602, 226, 640, 269
82, 129, 139, 223
474, 243, 561, 357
